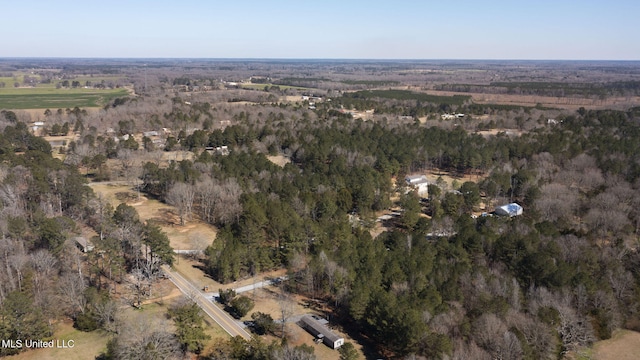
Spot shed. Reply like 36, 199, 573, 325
74, 237, 94, 252
299, 315, 344, 349
495, 203, 523, 217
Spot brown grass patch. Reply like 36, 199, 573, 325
8, 320, 109, 360
88, 183, 218, 251
266, 155, 291, 168
591, 330, 640, 360
399, 169, 485, 192
160, 150, 195, 163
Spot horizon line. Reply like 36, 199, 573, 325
1, 57, 639, 63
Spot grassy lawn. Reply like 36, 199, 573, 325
8, 320, 109, 360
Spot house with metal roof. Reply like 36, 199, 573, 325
405, 175, 429, 197
299, 315, 344, 349
494, 203, 523, 217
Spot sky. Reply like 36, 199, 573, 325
3, 0, 639, 60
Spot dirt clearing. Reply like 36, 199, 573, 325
267, 155, 291, 167
88, 182, 217, 250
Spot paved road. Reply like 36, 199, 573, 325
161, 265, 252, 340
90, 181, 251, 340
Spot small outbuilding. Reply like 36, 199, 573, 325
495, 203, 523, 217
74, 237, 94, 252
299, 315, 344, 349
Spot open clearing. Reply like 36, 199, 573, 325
88, 182, 217, 250
591, 330, 640, 360
267, 154, 291, 167
401, 168, 485, 192
8, 320, 109, 360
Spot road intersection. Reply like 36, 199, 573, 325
161, 265, 252, 340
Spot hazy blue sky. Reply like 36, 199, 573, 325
3, 0, 639, 59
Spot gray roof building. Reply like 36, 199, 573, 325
299, 315, 344, 349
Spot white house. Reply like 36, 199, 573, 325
405, 175, 429, 197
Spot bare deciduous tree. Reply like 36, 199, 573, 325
93, 298, 118, 333
117, 149, 135, 177
451, 338, 491, 360
506, 310, 557, 360
194, 176, 242, 225
57, 271, 88, 316
535, 183, 579, 224
166, 182, 195, 226
125, 268, 149, 308
111, 315, 182, 360
472, 313, 523, 360
30, 249, 57, 307
273, 345, 316, 360
278, 289, 296, 339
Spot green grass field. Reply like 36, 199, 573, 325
0, 88, 129, 109
0, 72, 128, 109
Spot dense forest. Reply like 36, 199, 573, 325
1, 59, 640, 359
